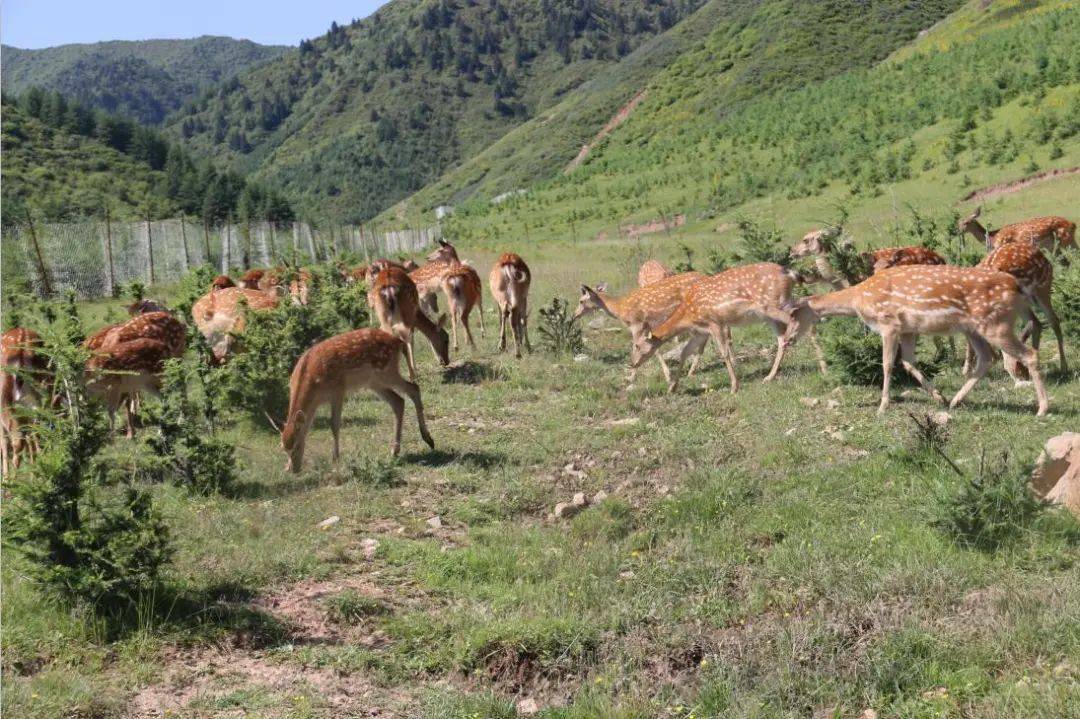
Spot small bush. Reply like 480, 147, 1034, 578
933, 454, 1048, 551
538, 297, 584, 356
729, 216, 790, 267
819, 317, 952, 386
325, 590, 390, 623
1053, 257, 1080, 342
344, 456, 403, 487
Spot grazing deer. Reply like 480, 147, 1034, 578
409, 240, 461, 316
441, 264, 485, 351
257, 267, 312, 305
2, 328, 49, 474
638, 260, 674, 287
792, 228, 945, 287
573, 272, 712, 386
369, 266, 450, 379
630, 263, 823, 393
192, 287, 279, 361
277, 328, 434, 472
240, 268, 266, 289
211, 275, 236, 291
959, 207, 1076, 253
792, 265, 1049, 416
127, 298, 172, 316
489, 253, 531, 357
367, 258, 413, 282
83, 313, 187, 436
969, 242, 1066, 374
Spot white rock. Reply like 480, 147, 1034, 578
426, 516, 443, 530
572, 492, 589, 507
1031, 432, 1080, 518
573, 353, 589, 362
361, 538, 380, 560
609, 417, 641, 427
826, 399, 840, 410
929, 411, 952, 427
517, 698, 540, 715
318, 515, 341, 529
800, 397, 820, 408
593, 490, 608, 504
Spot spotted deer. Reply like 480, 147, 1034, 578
369, 265, 450, 379
489, 253, 531, 357
211, 275, 236, 291
85, 313, 187, 436
257, 267, 312, 305
2, 328, 49, 474
792, 265, 1049, 416
240, 268, 266, 289
409, 240, 461, 316
630, 263, 825, 393
573, 272, 712, 386
959, 207, 1076, 253
968, 242, 1066, 375
441, 263, 485, 351
792, 228, 945, 287
192, 287, 279, 361
638, 260, 674, 287
276, 328, 435, 472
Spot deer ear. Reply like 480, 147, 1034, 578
580, 284, 592, 296
595, 282, 608, 293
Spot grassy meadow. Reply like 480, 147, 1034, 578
3, 172, 1080, 718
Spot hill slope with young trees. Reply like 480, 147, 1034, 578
1, 37, 288, 125
165, 0, 705, 222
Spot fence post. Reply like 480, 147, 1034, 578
179, 215, 191, 272
103, 207, 116, 297
241, 220, 251, 269
292, 222, 300, 256
203, 221, 212, 266
144, 212, 156, 285
221, 223, 231, 272
25, 212, 53, 297
267, 216, 278, 264
306, 223, 318, 262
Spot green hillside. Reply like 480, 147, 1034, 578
1, 37, 288, 125
165, 0, 705, 222
1, 92, 293, 226
416, 0, 1079, 247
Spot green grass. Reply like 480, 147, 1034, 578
4, 183, 1079, 715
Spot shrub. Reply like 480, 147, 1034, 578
344, 456, 403, 487
537, 297, 584, 355
3, 333, 172, 609
325, 590, 390, 623
1052, 257, 1080, 342
933, 454, 1048, 551
819, 317, 952, 386
729, 216, 790, 267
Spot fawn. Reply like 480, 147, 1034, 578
441, 263, 485, 351
2, 328, 49, 474
410, 240, 461, 316
278, 328, 435, 472
638, 260, 674, 287
369, 265, 450, 379
959, 206, 1076, 253
792, 264, 1049, 416
792, 228, 945, 288
489, 253, 531, 357
192, 287, 279, 361
629, 263, 823, 393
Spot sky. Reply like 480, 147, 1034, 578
1, 0, 389, 49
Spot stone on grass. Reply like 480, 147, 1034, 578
361, 538, 380, 560
593, 490, 608, 504
1030, 432, 1080, 518
318, 515, 341, 529
517, 698, 540, 715
426, 516, 443, 530
572, 492, 589, 507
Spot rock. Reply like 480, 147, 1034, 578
826, 399, 840, 410
929, 411, 952, 427
857, 710, 878, 719
1030, 432, 1080, 518
921, 687, 948, 701
572, 492, 589, 507
828, 430, 845, 442
593, 490, 609, 504
800, 397, 820, 408
563, 462, 586, 480
361, 538, 380, 560
517, 698, 540, 715
426, 516, 443, 530
318, 515, 341, 529
573, 353, 589, 363
609, 417, 641, 427
554, 502, 583, 520
658, 484, 670, 496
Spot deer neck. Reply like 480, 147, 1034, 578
807, 287, 861, 318
595, 292, 631, 322
965, 221, 990, 247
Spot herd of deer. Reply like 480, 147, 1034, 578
1, 208, 1074, 475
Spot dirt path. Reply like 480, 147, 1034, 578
960, 166, 1080, 203
564, 89, 648, 173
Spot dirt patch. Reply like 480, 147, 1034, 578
959, 166, 1080, 203
621, 214, 686, 239
254, 575, 391, 645
565, 90, 648, 173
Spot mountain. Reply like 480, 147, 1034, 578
164, 0, 705, 222
1, 37, 289, 125
396, 0, 1079, 244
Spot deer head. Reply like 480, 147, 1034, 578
127, 298, 171, 316
280, 409, 310, 473
427, 239, 459, 264
572, 284, 608, 321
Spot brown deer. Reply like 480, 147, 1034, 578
792, 228, 945, 287
573, 272, 712, 386
489, 253, 531, 357
409, 240, 461, 316
240, 268, 267, 289
369, 265, 450, 379
638, 260, 674, 287
959, 207, 1076, 253
630, 263, 823, 393
191, 287, 279, 361
211, 275, 236, 291
967, 242, 1066, 375
257, 267, 312, 305
792, 265, 1049, 416
277, 328, 434, 472
84, 312, 187, 436
2, 328, 49, 474
441, 263, 485, 351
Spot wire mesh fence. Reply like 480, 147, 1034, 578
1, 218, 440, 298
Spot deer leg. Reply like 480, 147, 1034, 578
899, 335, 946, 405
950, 333, 993, 411
477, 297, 486, 339
512, 306, 525, 359
390, 375, 435, 450
522, 301, 532, 353
878, 329, 899, 415
682, 333, 709, 377
330, 391, 344, 461
374, 388, 406, 456
402, 331, 418, 383
1034, 286, 1067, 373
449, 305, 461, 351
763, 320, 789, 382
710, 324, 739, 394
462, 307, 476, 349
497, 304, 508, 352
985, 327, 1049, 417
962, 339, 975, 378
